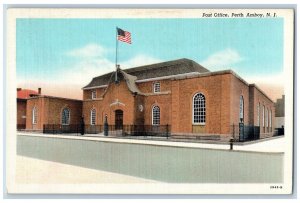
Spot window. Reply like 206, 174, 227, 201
239, 96, 244, 122
152, 106, 160, 125
270, 111, 272, 128
266, 108, 269, 127
61, 108, 70, 125
91, 90, 96, 99
193, 93, 206, 124
32, 107, 37, 124
153, 82, 160, 93
90, 109, 96, 125
262, 105, 265, 127
257, 103, 260, 126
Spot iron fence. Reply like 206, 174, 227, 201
274, 127, 284, 136
17, 124, 26, 130
231, 124, 260, 142
43, 124, 170, 138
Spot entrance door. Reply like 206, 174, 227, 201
115, 110, 123, 130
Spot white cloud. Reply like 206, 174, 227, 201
66, 43, 108, 59
56, 44, 162, 87
200, 48, 243, 70
121, 54, 162, 69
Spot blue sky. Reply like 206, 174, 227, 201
16, 18, 284, 99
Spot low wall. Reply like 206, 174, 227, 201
17, 134, 283, 183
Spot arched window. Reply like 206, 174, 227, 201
32, 107, 37, 124
90, 109, 96, 125
257, 103, 260, 126
239, 95, 244, 122
262, 105, 265, 127
152, 106, 160, 125
193, 93, 206, 124
61, 108, 70, 125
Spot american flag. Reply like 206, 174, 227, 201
117, 28, 131, 44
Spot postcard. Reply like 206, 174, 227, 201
6, 8, 294, 194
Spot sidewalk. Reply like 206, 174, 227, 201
17, 132, 285, 153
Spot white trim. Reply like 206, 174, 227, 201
266, 107, 269, 128
257, 102, 260, 126
239, 95, 244, 121
90, 108, 96, 125
82, 85, 108, 90
270, 111, 272, 129
110, 99, 125, 107
192, 92, 206, 125
32, 106, 37, 124
262, 105, 265, 127
91, 90, 97, 99
136, 72, 201, 83
151, 105, 160, 125
144, 91, 171, 96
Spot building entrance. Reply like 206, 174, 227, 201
115, 110, 123, 130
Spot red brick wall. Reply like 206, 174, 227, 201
170, 73, 232, 136
230, 75, 250, 126
80, 72, 274, 139
45, 98, 82, 125
82, 81, 136, 125
17, 100, 26, 127
249, 85, 275, 138
26, 97, 82, 130
26, 97, 45, 130
83, 88, 106, 100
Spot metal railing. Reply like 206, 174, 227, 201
43, 124, 171, 138
274, 127, 284, 136
231, 124, 260, 142
17, 124, 26, 130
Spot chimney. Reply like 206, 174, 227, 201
17, 88, 21, 91
38, 88, 41, 95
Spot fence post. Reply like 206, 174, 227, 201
104, 117, 108, 136
166, 124, 169, 139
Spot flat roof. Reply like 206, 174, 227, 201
27, 95, 82, 102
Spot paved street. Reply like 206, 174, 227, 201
16, 155, 158, 184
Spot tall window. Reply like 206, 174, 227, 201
90, 109, 96, 125
91, 90, 96, 99
266, 108, 269, 127
32, 107, 37, 124
61, 108, 70, 125
152, 106, 160, 125
257, 103, 260, 126
193, 93, 206, 124
270, 111, 272, 129
153, 82, 160, 93
262, 105, 265, 127
239, 95, 244, 122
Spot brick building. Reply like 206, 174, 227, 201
275, 95, 285, 128
81, 58, 275, 140
16, 88, 40, 129
25, 96, 83, 131
17, 87, 82, 132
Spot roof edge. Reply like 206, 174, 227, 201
27, 95, 82, 102
249, 84, 275, 103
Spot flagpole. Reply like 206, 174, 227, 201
115, 27, 119, 83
